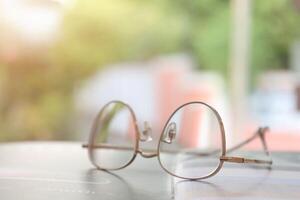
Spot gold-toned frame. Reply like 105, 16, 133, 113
87, 100, 140, 170
83, 100, 272, 180
157, 101, 226, 180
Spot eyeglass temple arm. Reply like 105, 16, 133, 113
82, 144, 159, 158
226, 126, 270, 155
221, 126, 272, 165
82, 143, 136, 151
81, 144, 211, 157
220, 156, 272, 164
82, 127, 272, 164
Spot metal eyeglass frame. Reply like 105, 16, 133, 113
82, 100, 273, 180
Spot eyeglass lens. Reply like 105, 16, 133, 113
158, 102, 223, 179
90, 102, 137, 170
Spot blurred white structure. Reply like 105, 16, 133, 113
74, 54, 230, 147
251, 71, 300, 131
229, 0, 252, 142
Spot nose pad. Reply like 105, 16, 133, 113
162, 122, 177, 144
140, 121, 153, 142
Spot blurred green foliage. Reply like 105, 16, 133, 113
0, 54, 73, 140
51, 0, 185, 80
251, 0, 300, 78
0, 0, 299, 140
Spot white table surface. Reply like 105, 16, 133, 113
0, 142, 299, 200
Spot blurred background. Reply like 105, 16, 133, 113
0, 0, 300, 151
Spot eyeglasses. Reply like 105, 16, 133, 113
82, 100, 272, 180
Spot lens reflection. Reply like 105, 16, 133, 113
158, 102, 223, 179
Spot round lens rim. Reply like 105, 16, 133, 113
88, 100, 140, 170
157, 101, 226, 180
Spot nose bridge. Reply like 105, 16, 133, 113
136, 121, 158, 158
137, 150, 158, 158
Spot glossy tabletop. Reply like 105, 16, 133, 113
0, 142, 299, 200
